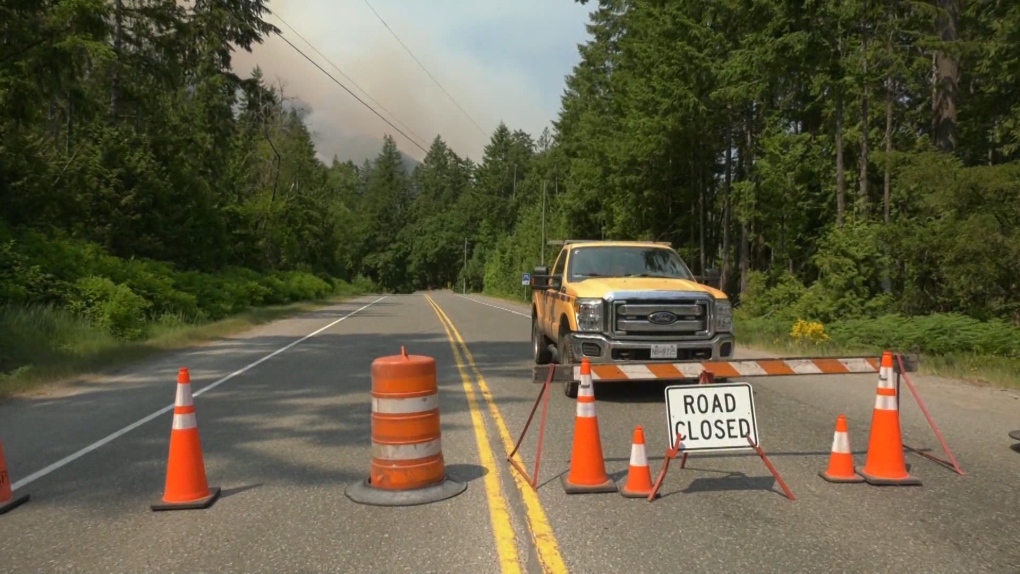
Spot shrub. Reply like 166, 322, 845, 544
66, 276, 152, 340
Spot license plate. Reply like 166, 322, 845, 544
650, 344, 677, 359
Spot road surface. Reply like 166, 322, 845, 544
1, 291, 1018, 573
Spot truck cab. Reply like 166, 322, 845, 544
530, 240, 734, 396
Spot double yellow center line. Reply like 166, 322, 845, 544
424, 294, 567, 574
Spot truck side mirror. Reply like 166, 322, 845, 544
531, 266, 549, 289
701, 268, 721, 288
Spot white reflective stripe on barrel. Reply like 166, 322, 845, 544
372, 438, 442, 461
875, 394, 897, 411
172, 412, 197, 430
176, 384, 194, 407
372, 393, 439, 415
831, 432, 851, 454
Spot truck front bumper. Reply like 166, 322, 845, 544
566, 332, 735, 363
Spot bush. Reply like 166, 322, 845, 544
66, 276, 152, 340
0, 223, 374, 348
736, 312, 1020, 359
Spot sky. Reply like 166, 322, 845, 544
231, 0, 594, 165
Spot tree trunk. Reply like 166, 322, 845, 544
933, 0, 959, 153
721, 125, 733, 292
739, 110, 754, 295
111, 0, 124, 120
859, 17, 870, 217
836, 87, 845, 227
835, 26, 846, 227
883, 74, 893, 225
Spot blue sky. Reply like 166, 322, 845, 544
232, 0, 594, 163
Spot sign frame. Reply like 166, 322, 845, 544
664, 382, 759, 453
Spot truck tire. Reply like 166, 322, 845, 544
533, 318, 553, 365
557, 328, 579, 398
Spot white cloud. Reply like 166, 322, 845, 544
230, 0, 591, 164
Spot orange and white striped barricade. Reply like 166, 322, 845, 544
346, 346, 467, 506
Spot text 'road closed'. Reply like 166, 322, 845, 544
663, 383, 759, 452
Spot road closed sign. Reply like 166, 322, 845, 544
664, 382, 759, 452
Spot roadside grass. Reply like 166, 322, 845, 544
475, 288, 1020, 390
0, 292, 363, 399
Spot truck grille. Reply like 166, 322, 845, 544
612, 299, 710, 337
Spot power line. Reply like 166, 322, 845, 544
359, 0, 490, 139
272, 13, 431, 151
272, 31, 429, 155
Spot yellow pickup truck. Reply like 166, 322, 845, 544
530, 239, 734, 397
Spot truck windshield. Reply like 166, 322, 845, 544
567, 246, 696, 280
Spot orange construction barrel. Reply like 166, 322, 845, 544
346, 347, 467, 506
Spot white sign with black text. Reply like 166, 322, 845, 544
664, 382, 759, 452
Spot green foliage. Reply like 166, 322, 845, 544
0, 225, 373, 358
737, 312, 1020, 360
3, 0, 1020, 386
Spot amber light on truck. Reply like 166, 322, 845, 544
714, 299, 733, 332
575, 298, 603, 332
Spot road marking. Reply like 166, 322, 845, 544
424, 296, 522, 574
11, 295, 388, 492
427, 295, 568, 574
456, 294, 531, 318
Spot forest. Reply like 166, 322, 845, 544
1, 0, 1018, 389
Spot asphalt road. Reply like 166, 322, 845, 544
2, 291, 1019, 573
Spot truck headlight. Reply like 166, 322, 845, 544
575, 298, 603, 332
713, 299, 732, 332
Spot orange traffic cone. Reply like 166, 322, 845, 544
0, 434, 30, 516
819, 414, 863, 483
152, 368, 221, 511
856, 352, 921, 486
620, 425, 657, 498
561, 358, 617, 494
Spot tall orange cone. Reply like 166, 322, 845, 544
152, 367, 221, 511
819, 414, 864, 483
856, 352, 921, 486
620, 425, 657, 498
0, 434, 30, 516
561, 358, 617, 494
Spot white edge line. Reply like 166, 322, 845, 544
11, 295, 388, 492
455, 293, 530, 318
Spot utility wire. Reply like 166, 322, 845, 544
273, 32, 429, 155
272, 13, 431, 151
359, 0, 490, 139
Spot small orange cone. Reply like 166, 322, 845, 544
819, 415, 864, 483
561, 359, 617, 494
152, 368, 221, 511
0, 434, 30, 516
620, 425, 657, 498
856, 352, 921, 486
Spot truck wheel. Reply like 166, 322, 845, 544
533, 318, 553, 365
558, 330, 579, 398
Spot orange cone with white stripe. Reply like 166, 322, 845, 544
152, 367, 221, 510
620, 425, 656, 498
855, 352, 921, 486
0, 434, 30, 515
561, 358, 617, 494
819, 414, 863, 483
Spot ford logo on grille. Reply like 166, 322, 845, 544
648, 311, 678, 325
